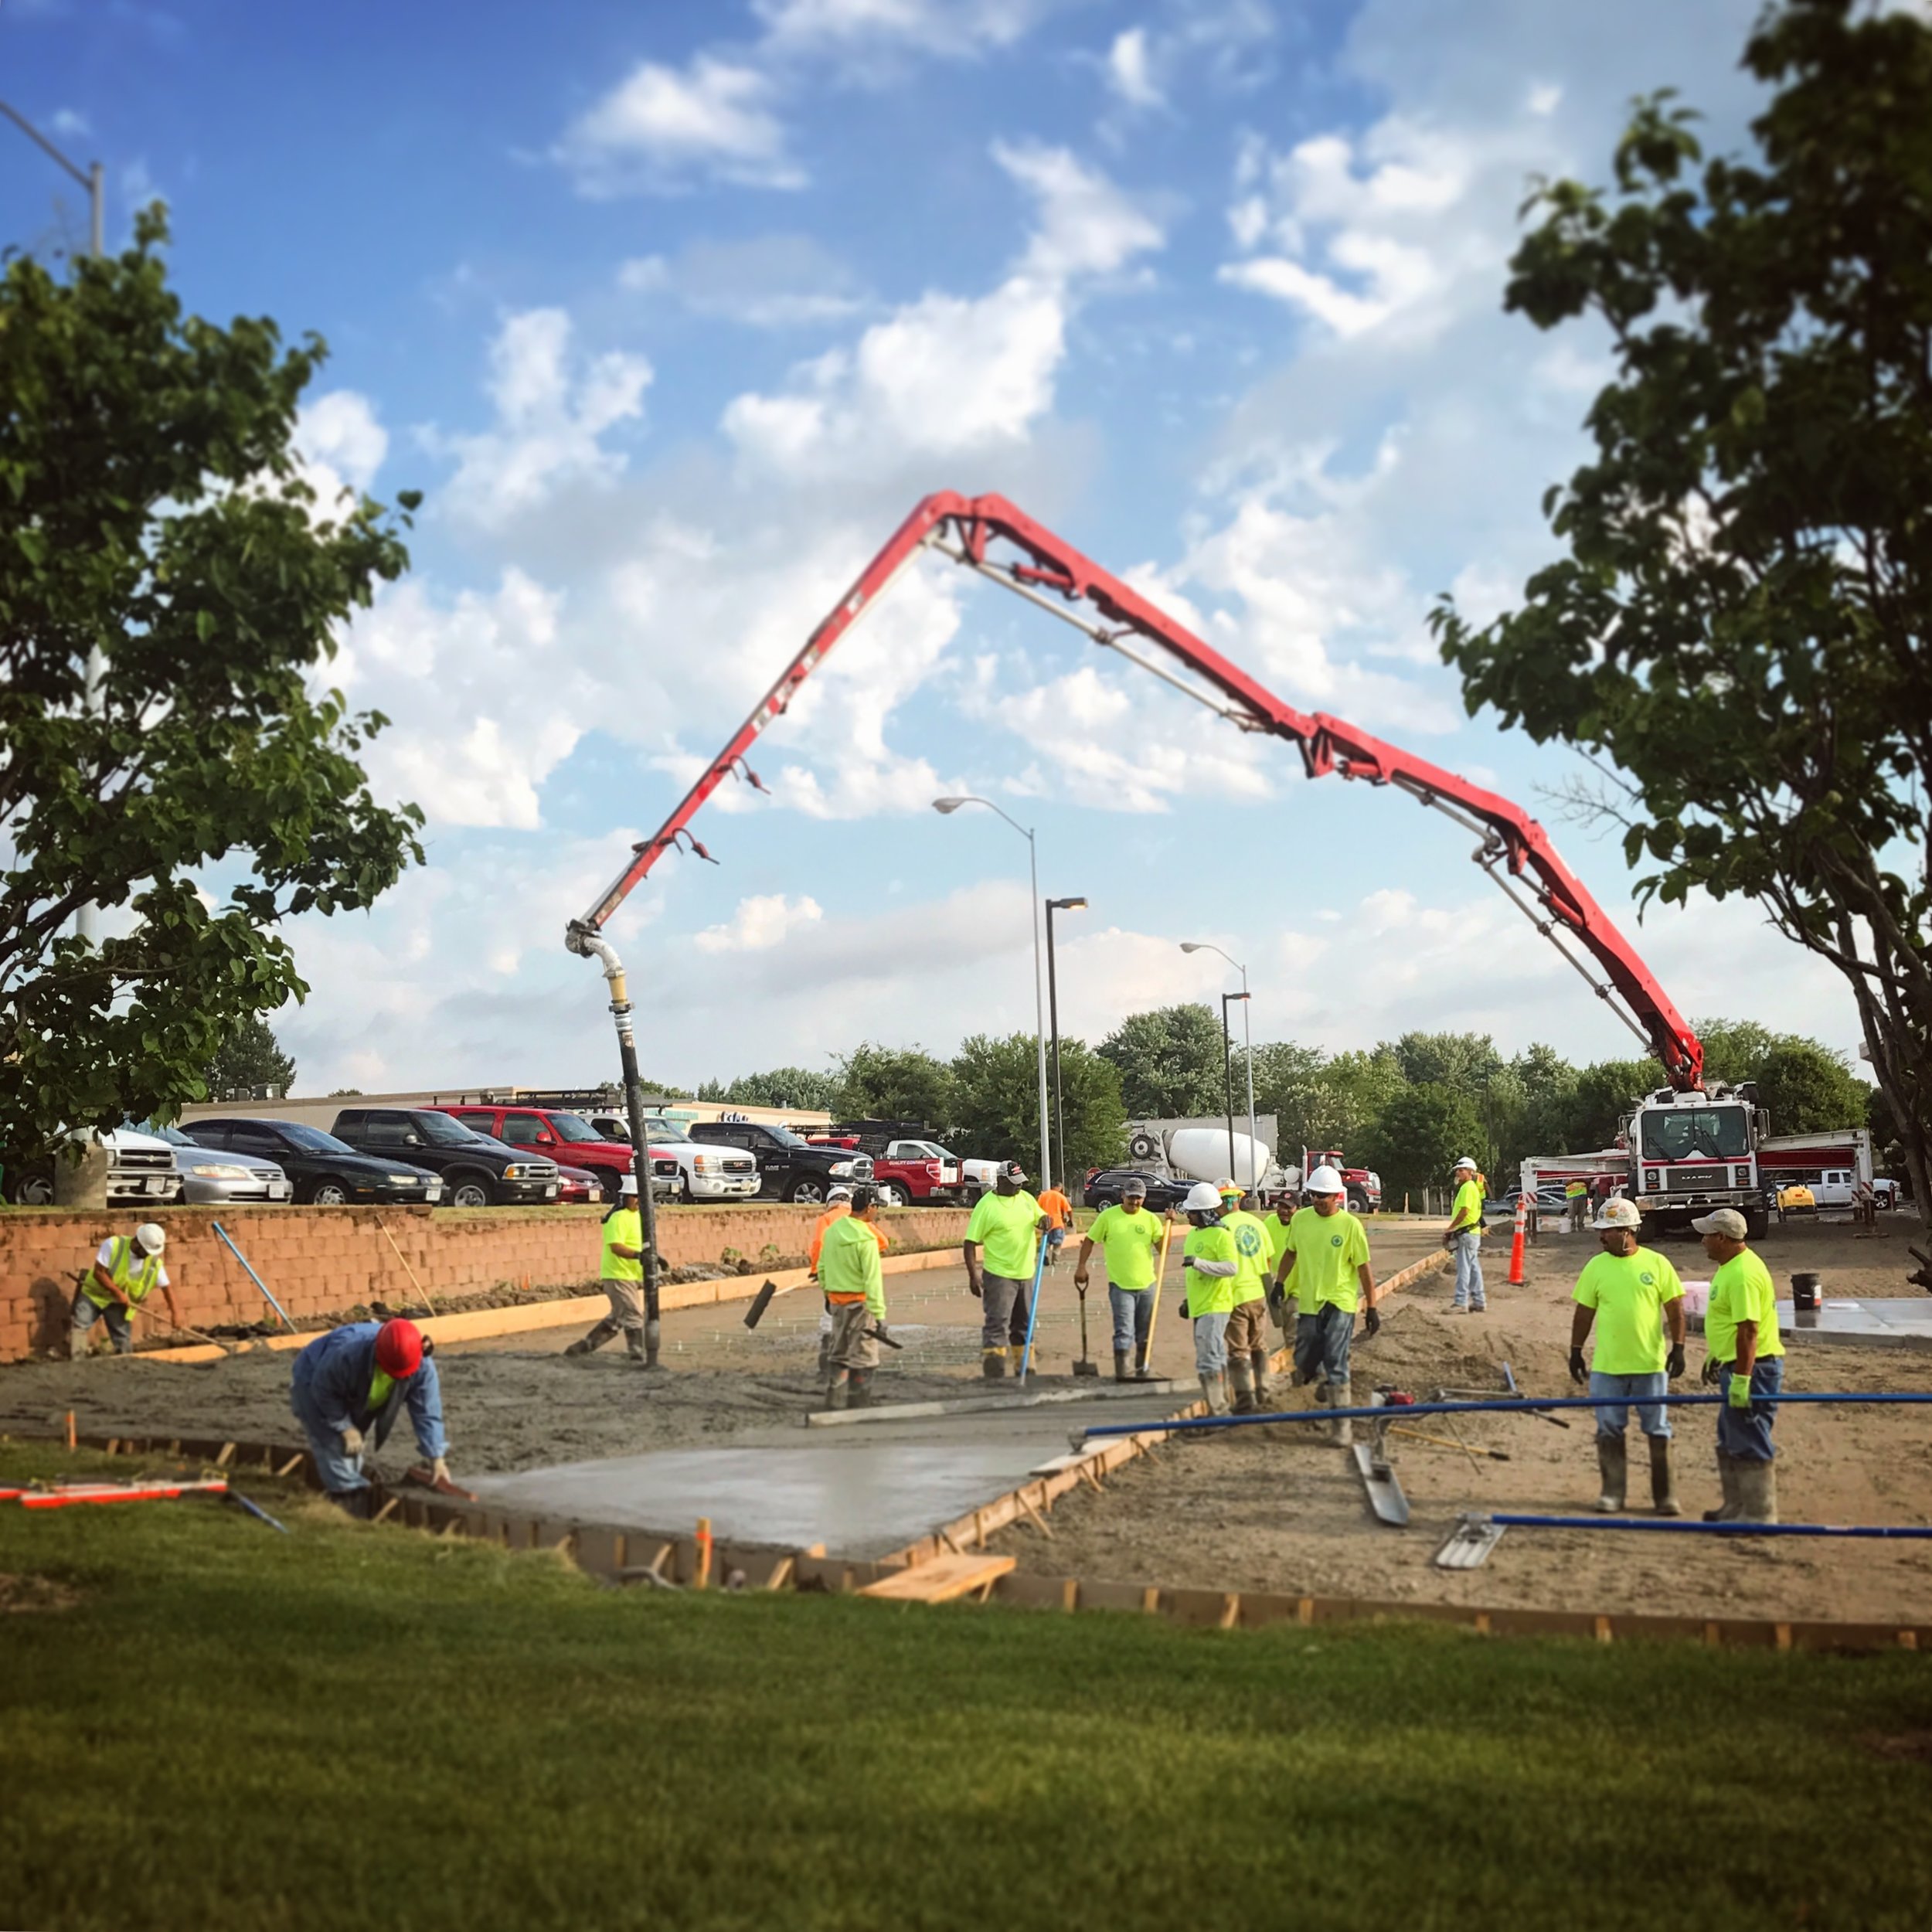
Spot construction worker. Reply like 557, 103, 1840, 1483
565, 1173, 648, 1360
1178, 1181, 1239, 1413
811, 1184, 887, 1376
1037, 1176, 1074, 1270
1444, 1155, 1486, 1312
1274, 1165, 1376, 1444
289, 1316, 451, 1514
1565, 1177, 1589, 1233
964, 1160, 1049, 1379
1694, 1206, 1785, 1524
1261, 1192, 1298, 1337
1219, 1183, 1275, 1414
821, 1184, 889, 1410
70, 1222, 181, 1359
1075, 1176, 1165, 1380
1568, 1197, 1688, 1515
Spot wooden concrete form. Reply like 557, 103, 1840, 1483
860, 1553, 1016, 1603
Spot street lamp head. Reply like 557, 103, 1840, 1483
1048, 896, 1087, 911
1179, 941, 1204, 954
931, 797, 968, 815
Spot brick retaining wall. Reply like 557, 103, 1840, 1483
0, 1203, 970, 1362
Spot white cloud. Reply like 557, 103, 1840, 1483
694, 893, 825, 953
50, 107, 90, 138
555, 54, 803, 193
1105, 27, 1165, 109
995, 139, 1165, 280
434, 309, 651, 532
294, 390, 388, 515
618, 233, 866, 328
753, 0, 1051, 60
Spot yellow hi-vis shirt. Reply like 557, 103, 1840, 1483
966, 1189, 1042, 1279
1180, 1223, 1239, 1317
1221, 1209, 1271, 1306
1706, 1248, 1784, 1365
1087, 1203, 1162, 1291
600, 1208, 644, 1284
1450, 1179, 1485, 1232
819, 1213, 886, 1318
82, 1235, 164, 1312
1565, 1180, 1587, 1200
1284, 1206, 1372, 1313
1572, 1247, 1684, 1376
1262, 1212, 1295, 1274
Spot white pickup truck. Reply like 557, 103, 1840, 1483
3, 1126, 185, 1207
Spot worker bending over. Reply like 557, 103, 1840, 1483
1178, 1182, 1239, 1413
1219, 1183, 1275, 1414
1443, 1155, 1486, 1311
71, 1222, 180, 1359
566, 1174, 648, 1361
290, 1317, 452, 1515
821, 1185, 890, 1410
1076, 1176, 1165, 1381
1568, 1198, 1687, 1515
1694, 1207, 1784, 1523
964, 1162, 1049, 1379
1273, 1166, 1376, 1445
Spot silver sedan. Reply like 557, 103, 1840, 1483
148, 1123, 294, 1206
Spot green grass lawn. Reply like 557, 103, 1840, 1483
2, 1442, 1929, 1931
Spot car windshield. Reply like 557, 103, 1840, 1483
277, 1123, 356, 1153
764, 1124, 808, 1148
414, 1113, 487, 1147
544, 1113, 604, 1142
645, 1119, 693, 1143
134, 1122, 194, 1147
1640, 1105, 1750, 1162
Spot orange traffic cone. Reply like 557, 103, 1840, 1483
1506, 1194, 1529, 1286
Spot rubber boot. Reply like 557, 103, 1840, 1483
1009, 1344, 1028, 1375
1702, 1452, 1741, 1522
566, 1321, 617, 1357
69, 1327, 90, 1363
1199, 1371, 1232, 1416
1229, 1357, 1257, 1415
325, 1488, 372, 1519
1250, 1350, 1272, 1411
1328, 1382, 1354, 1449
1594, 1434, 1628, 1513
1114, 1349, 1134, 1384
827, 1371, 851, 1411
847, 1366, 874, 1410
624, 1328, 646, 1362
981, 1349, 1007, 1380
1134, 1342, 1154, 1382
1648, 1434, 1680, 1516
1733, 1458, 1779, 1524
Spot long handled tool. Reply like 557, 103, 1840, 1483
1015, 1230, 1052, 1387
1141, 1217, 1176, 1374
374, 1216, 437, 1317
1072, 1269, 1098, 1378
211, 1221, 295, 1331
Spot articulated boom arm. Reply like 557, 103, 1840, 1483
570, 491, 1705, 1091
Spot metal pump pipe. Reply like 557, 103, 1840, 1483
565, 926, 662, 1366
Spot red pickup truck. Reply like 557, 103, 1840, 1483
806, 1128, 967, 1206
429, 1104, 680, 1203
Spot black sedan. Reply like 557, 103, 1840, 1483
182, 1118, 444, 1206
1082, 1168, 1193, 1213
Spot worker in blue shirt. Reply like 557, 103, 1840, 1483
290, 1318, 452, 1514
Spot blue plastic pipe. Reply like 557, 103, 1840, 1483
1079, 1389, 1932, 1439
1015, 1231, 1051, 1387
1491, 1513, 1932, 1541
210, 1220, 295, 1331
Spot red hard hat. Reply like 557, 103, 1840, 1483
374, 1318, 423, 1378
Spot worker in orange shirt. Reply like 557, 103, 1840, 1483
811, 1183, 889, 1374
1038, 1176, 1074, 1271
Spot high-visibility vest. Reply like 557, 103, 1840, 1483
601, 1208, 645, 1284
82, 1236, 162, 1311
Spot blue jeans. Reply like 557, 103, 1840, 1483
1590, 1369, 1670, 1439
291, 1381, 369, 1494
70, 1291, 133, 1355
1191, 1309, 1230, 1376
1294, 1302, 1353, 1389
1451, 1231, 1485, 1308
1717, 1357, 1784, 1462
1108, 1286, 1152, 1356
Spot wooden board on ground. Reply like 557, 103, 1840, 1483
859, 1553, 1017, 1603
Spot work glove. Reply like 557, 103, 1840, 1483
1362, 1305, 1382, 1338
873, 1322, 890, 1345
1665, 1343, 1686, 1380
1727, 1373, 1754, 1412
340, 1427, 364, 1457
1700, 1354, 1723, 1386
1182, 1256, 1197, 1270
1267, 1286, 1287, 1316
1567, 1349, 1587, 1386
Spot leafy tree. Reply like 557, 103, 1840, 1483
1569, 1059, 1660, 1153
834, 1041, 955, 1127
1754, 1041, 1870, 1139
0, 209, 422, 1164
1311, 1047, 1408, 1153
1390, 1031, 1504, 1093
713, 1067, 839, 1113
1096, 1004, 1228, 1118
949, 1032, 1124, 1184
204, 1016, 295, 1100
327, 1087, 363, 1097
1358, 1083, 1490, 1203
1430, 0, 1932, 1217
1249, 1040, 1330, 1157
1693, 1019, 1783, 1087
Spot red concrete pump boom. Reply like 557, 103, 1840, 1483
569, 491, 1706, 1091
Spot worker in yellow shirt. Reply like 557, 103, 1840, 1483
810, 1184, 889, 1376
1274, 1166, 1376, 1444
1568, 1197, 1688, 1514
1218, 1182, 1274, 1414
71, 1223, 180, 1359
1075, 1177, 1165, 1381
566, 1175, 648, 1360
820, 1185, 890, 1410
1565, 1177, 1589, 1233
1443, 1155, 1486, 1312
1037, 1178, 1073, 1270
1260, 1192, 1298, 1339
1693, 1207, 1786, 1524
1177, 1182, 1240, 1413
964, 1161, 1049, 1379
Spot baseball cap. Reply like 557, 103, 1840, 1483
1692, 1208, 1749, 1240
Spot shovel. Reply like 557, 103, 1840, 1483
1072, 1279, 1099, 1377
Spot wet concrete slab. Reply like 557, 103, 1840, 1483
1687, 1298, 1932, 1349
464, 1392, 1185, 1558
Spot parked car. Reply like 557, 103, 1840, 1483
328, 1107, 560, 1207
432, 1103, 685, 1202
182, 1117, 442, 1206
582, 1111, 758, 1203
553, 1163, 600, 1206
1083, 1168, 1192, 1213
4, 1125, 185, 1207
144, 1122, 293, 1206
686, 1117, 873, 1204
808, 1130, 967, 1206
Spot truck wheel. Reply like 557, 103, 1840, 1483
1744, 1206, 1770, 1241
680, 1174, 697, 1204
1347, 1188, 1370, 1215
449, 1175, 492, 1209
876, 1182, 906, 1208
787, 1178, 828, 1205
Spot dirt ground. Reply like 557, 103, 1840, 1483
982, 1214, 1932, 1624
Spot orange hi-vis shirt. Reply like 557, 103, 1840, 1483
810, 1202, 889, 1272
1038, 1189, 1073, 1230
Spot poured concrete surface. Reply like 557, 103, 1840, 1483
1685, 1298, 1932, 1349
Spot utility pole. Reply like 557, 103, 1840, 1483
1219, 991, 1249, 1183
1045, 896, 1087, 1192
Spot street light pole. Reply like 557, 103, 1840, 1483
1219, 992, 1247, 1182
2, 102, 106, 944
934, 798, 1051, 1186
1183, 941, 1258, 1185
1045, 896, 1087, 1191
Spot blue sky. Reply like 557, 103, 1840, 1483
3, 0, 1864, 1096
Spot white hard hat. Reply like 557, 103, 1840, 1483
1182, 1182, 1223, 1213
134, 1223, 166, 1255
617, 1174, 638, 1195
1305, 1165, 1345, 1196
827, 1184, 854, 1203
1594, 1197, 1641, 1230
1453, 1155, 1478, 1172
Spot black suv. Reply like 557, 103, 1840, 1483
330, 1108, 560, 1208
686, 1119, 873, 1204
184, 1117, 443, 1207
1083, 1168, 1192, 1213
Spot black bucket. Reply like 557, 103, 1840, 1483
1791, 1270, 1821, 1312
